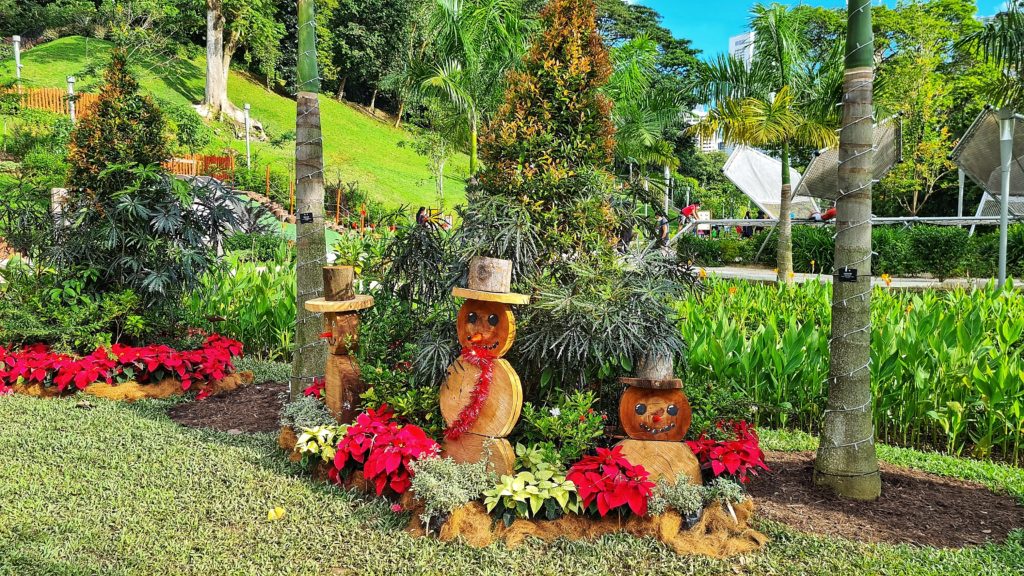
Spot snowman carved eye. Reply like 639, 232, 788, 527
467, 312, 478, 324
487, 314, 499, 327
635, 403, 647, 415
667, 404, 679, 416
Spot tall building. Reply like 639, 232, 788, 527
729, 31, 755, 67
687, 105, 722, 153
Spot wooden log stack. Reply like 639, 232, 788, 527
303, 266, 374, 423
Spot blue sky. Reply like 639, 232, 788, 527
635, 1, 1007, 57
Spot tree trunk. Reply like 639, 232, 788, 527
469, 114, 478, 175
223, 30, 240, 86
369, 88, 378, 113
395, 98, 405, 128
437, 158, 446, 209
664, 164, 671, 214
776, 142, 794, 283
291, 0, 328, 401
203, 0, 227, 115
814, 0, 881, 501
336, 76, 347, 101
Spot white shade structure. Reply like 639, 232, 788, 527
722, 145, 819, 219
795, 116, 902, 201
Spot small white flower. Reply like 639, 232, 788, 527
549, 407, 561, 417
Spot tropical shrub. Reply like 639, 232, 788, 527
483, 467, 581, 523
223, 230, 288, 263
907, 225, 971, 280
162, 103, 213, 154
519, 391, 606, 462
565, 446, 655, 517
686, 420, 769, 484
872, 226, 916, 275
681, 279, 1024, 461
330, 405, 440, 495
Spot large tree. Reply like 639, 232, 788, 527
291, 0, 328, 400
687, 3, 841, 283
813, 0, 881, 501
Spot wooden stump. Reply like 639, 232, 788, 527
326, 355, 363, 424
617, 439, 702, 485
324, 312, 360, 355
440, 358, 522, 437
443, 433, 515, 476
323, 266, 355, 301
467, 257, 513, 293
636, 352, 675, 381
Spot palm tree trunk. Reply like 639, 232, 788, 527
291, 0, 328, 400
437, 157, 446, 209
469, 114, 478, 175
776, 142, 794, 283
814, 0, 881, 501
369, 88, 378, 113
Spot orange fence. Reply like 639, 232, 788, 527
162, 153, 235, 180
4, 88, 99, 117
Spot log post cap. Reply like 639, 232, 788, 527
452, 256, 530, 304
323, 266, 356, 302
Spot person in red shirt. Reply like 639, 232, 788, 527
821, 207, 837, 221
680, 202, 701, 223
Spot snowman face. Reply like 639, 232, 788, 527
619, 386, 690, 442
456, 299, 515, 357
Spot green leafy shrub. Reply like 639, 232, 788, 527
163, 103, 213, 154
280, 395, 337, 430
232, 161, 290, 205
519, 391, 606, 463
409, 456, 496, 532
790, 225, 834, 273
234, 357, 291, 383
223, 230, 288, 263
483, 461, 581, 523
907, 225, 970, 280
703, 477, 746, 506
294, 425, 347, 467
676, 235, 724, 266
647, 475, 703, 517
872, 226, 917, 275
359, 364, 441, 437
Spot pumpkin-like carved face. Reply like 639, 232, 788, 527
619, 387, 691, 442
456, 300, 516, 357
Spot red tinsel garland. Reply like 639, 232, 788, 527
443, 346, 496, 441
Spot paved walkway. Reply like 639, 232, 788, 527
703, 266, 996, 290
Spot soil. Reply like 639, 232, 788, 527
168, 380, 288, 433
748, 450, 1024, 548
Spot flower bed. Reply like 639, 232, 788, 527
278, 405, 769, 558
0, 334, 249, 400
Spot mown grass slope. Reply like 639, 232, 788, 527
1, 393, 1022, 576
0, 36, 468, 210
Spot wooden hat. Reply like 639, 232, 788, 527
452, 257, 530, 304
618, 352, 683, 389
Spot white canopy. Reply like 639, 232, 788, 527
722, 145, 819, 219
795, 116, 902, 201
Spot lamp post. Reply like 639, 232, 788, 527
12, 36, 22, 82
998, 107, 1015, 289
67, 76, 76, 124
244, 103, 252, 168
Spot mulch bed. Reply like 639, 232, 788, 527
168, 381, 287, 434
748, 450, 1024, 548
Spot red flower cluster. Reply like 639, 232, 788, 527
566, 446, 655, 517
303, 377, 325, 398
0, 335, 243, 394
686, 420, 769, 484
331, 405, 439, 495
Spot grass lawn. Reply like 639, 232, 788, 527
1, 393, 1022, 575
0, 36, 468, 210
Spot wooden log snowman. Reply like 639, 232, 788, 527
440, 257, 529, 476
616, 352, 703, 485
303, 266, 374, 423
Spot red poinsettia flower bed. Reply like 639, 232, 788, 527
330, 405, 440, 495
686, 420, 769, 484
0, 334, 243, 395
566, 446, 656, 517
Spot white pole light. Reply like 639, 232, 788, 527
67, 76, 76, 124
998, 107, 1014, 289
12, 36, 22, 81
244, 103, 251, 169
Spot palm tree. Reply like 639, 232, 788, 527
687, 3, 841, 282
419, 0, 534, 175
291, 0, 328, 399
960, 5, 1024, 107
607, 34, 683, 211
813, 0, 881, 501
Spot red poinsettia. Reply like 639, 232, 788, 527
303, 377, 326, 398
686, 420, 769, 484
331, 405, 440, 495
567, 446, 655, 517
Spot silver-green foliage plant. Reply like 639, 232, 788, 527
279, 395, 337, 430
409, 456, 496, 532
703, 477, 746, 506
648, 475, 704, 517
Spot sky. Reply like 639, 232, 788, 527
635, 1, 1007, 57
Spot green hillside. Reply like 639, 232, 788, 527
0, 36, 468, 210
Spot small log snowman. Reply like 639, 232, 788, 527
616, 352, 703, 485
440, 257, 529, 476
